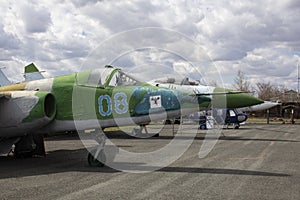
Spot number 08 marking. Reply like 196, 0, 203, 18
114, 93, 128, 114
98, 92, 128, 116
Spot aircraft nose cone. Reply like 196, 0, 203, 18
224, 93, 264, 108
210, 88, 264, 109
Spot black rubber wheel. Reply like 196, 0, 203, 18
174, 118, 181, 124
199, 125, 206, 130
88, 149, 106, 167
14, 151, 34, 158
152, 133, 159, 137
164, 120, 172, 124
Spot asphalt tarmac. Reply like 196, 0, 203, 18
0, 124, 299, 200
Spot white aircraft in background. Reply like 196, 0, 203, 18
149, 77, 280, 111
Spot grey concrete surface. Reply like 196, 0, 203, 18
0, 124, 299, 200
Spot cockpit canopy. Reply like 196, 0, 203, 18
76, 66, 141, 87
153, 76, 200, 86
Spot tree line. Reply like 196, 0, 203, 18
233, 70, 289, 101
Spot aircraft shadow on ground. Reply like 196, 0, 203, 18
100, 129, 300, 143
46, 133, 299, 144
45, 124, 299, 142
0, 148, 290, 179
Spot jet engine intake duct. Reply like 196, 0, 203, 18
17, 91, 56, 122
0, 91, 56, 137
25, 91, 57, 121
42, 92, 56, 120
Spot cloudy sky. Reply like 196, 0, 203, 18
0, 0, 300, 90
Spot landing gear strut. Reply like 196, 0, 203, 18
87, 130, 107, 167
14, 134, 45, 158
88, 148, 106, 167
131, 124, 159, 137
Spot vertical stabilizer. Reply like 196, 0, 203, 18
24, 63, 45, 81
0, 68, 10, 86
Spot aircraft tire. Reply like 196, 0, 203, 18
14, 135, 36, 158
88, 149, 106, 167
152, 133, 159, 137
164, 120, 172, 125
199, 125, 206, 130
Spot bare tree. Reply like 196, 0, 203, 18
256, 82, 288, 101
233, 70, 251, 92
256, 82, 273, 100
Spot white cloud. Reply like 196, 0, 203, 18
19, 3, 52, 33
0, 23, 20, 51
0, 0, 299, 91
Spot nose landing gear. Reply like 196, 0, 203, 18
87, 129, 107, 167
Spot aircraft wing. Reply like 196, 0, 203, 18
24, 63, 45, 82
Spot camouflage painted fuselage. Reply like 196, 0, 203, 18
0, 66, 263, 136
0, 67, 197, 135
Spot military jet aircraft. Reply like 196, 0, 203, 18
0, 65, 263, 166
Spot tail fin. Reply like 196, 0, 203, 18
0, 68, 11, 86
24, 63, 45, 81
